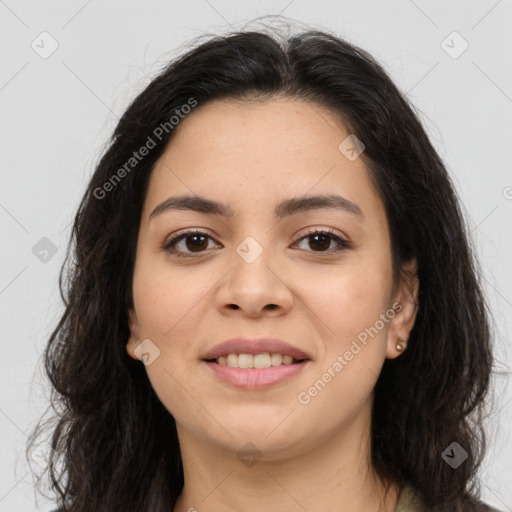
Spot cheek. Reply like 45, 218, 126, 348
131, 261, 209, 418
132, 256, 212, 341
298, 256, 392, 344
292, 265, 391, 426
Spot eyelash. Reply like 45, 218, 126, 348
161, 227, 351, 258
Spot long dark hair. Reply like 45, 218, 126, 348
27, 19, 495, 512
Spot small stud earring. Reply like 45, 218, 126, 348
396, 337, 407, 352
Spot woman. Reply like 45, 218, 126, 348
28, 20, 502, 512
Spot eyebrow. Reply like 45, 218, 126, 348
149, 193, 363, 221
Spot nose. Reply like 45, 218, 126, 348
215, 247, 294, 318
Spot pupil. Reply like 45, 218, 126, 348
187, 235, 207, 252
311, 234, 330, 251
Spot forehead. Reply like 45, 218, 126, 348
166, 97, 350, 164
143, 98, 385, 226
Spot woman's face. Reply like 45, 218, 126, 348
127, 98, 417, 460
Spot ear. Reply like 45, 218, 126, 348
386, 258, 419, 359
126, 308, 141, 360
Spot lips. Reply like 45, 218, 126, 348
202, 337, 312, 362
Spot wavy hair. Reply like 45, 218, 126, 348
27, 20, 495, 512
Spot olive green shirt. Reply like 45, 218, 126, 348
49, 485, 503, 512
396, 486, 426, 511
396, 485, 502, 512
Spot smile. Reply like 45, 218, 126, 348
213, 352, 304, 368
203, 357, 310, 389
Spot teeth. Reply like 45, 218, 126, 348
254, 353, 271, 369
227, 354, 238, 367
238, 354, 253, 369
215, 353, 298, 368
271, 353, 283, 366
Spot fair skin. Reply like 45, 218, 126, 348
126, 97, 419, 512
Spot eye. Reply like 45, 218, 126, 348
162, 227, 351, 258
293, 227, 351, 254
162, 230, 220, 258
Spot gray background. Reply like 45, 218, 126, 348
0, 1, 511, 510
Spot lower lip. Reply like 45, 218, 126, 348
203, 360, 310, 389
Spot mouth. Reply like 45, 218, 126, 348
201, 337, 312, 389
202, 352, 311, 389
202, 337, 313, 362
204, 353, 308, 369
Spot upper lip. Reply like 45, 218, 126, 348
202, 337, 313, 361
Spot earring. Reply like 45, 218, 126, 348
396, 337, 407, 352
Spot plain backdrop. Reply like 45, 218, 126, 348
0, 1, 511, 511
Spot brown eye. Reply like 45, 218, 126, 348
163, 230, 220, 257
294, 228, 351, 253
307, 233, 332, 251
163, 228, 350, 258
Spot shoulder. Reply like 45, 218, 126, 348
396, 485, 505, 512
395, 485, 426, 512
475, 501, 504, 512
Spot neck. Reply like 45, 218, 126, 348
173, 400, 399, 512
